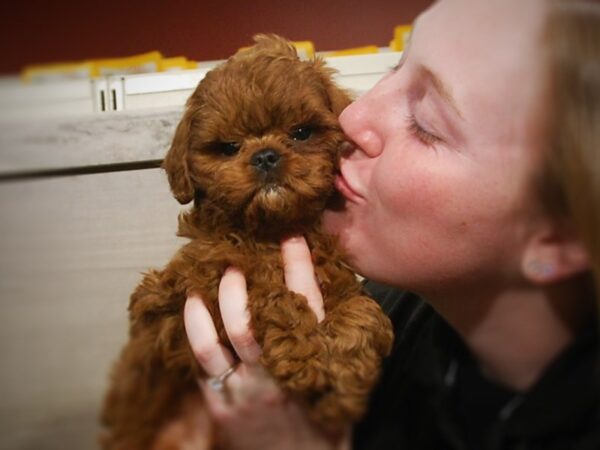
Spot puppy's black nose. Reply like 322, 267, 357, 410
250, 148, 281, 172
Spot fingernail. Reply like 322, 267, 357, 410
224, 266, 241, 275
283, 234, 304, 244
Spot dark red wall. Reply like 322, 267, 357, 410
0, 0, 432, 75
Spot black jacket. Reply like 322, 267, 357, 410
353, 281, 600, 450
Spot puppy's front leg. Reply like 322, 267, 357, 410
314, 295, 394, 429
248, 286, 330, 402
247, 287, 391, 433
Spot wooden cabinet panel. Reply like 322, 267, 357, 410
0, 168, 186, 449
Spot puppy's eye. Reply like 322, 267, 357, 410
215, 142, 240, 156
290, 125, 314, 141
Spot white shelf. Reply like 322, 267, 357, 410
0, 52, 400, 118
0, 52, 401, 175
0, 78, 95, 122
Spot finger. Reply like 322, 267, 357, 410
184, 294, 235, 376
219, 267, 262, 364
281, 235, 325, 322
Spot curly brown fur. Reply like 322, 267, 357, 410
101, 34, 394, 450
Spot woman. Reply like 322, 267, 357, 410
179, 0, 600, 448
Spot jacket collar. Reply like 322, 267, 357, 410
405, 309, 599, 438
504, 321, 599, 438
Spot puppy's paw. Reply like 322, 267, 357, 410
259, 325, 328, 393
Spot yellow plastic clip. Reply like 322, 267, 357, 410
291, 40, 315, 60
92, 51, 163, 77
390, 25, 412, 52
325, 45, 380, 57
21, 60, 94, 83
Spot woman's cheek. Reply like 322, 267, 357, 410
372, 160, 423, 222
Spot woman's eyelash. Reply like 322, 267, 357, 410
406, 114, 441, 146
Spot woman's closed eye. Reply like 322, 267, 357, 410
406, 113, 441, 147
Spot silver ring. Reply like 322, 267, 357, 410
207, 366, 236, 392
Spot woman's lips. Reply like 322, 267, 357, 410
334, 171, 364, 203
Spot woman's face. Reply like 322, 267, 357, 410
324, 0, 550, 298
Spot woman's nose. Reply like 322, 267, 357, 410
339, 94, 384, 158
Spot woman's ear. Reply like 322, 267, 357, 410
162, 109, 195, 205
521, 222, 590, 284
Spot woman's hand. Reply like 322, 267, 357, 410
183, 235, 350, 450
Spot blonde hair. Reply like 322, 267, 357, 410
544, 0, 600, 296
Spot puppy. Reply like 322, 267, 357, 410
101, 34, 393, 450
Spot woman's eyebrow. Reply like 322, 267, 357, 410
417, 64, 465, 121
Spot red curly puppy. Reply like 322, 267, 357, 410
101, 34, 394, 450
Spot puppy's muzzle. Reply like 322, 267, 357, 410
250, 148, 281, 173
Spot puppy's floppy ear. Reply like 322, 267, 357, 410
162, 108, 195, 204
312, 57, 353, 117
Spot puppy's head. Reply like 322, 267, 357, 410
163, 34, 351, 233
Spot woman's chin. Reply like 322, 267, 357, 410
322, 208, 360, 263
